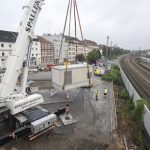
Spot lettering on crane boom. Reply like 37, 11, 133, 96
25, 0, 40, 33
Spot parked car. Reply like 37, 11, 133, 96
94, 67, 105, 76
107, 64, 112, 71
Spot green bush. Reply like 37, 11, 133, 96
102, 65, 123, 86
133, 99, 145, 123
101, 73, 112, 81
119, 89, 129, 99
113, 65, 120, 70
135, 57, 141, 64
126, 98, 135, 112
137, 131, 146, 150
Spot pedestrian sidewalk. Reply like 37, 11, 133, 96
90, 77, 117, 132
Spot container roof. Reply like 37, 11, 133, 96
22, 107, 49, 122
53, 64, 91, 70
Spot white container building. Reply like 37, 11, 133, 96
52, 64, 93, 90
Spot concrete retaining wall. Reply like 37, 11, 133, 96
119, 64, 150, 138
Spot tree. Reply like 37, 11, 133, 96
87, 49, 101, 64
100, 44, 130, 59
76, 54, 85, 62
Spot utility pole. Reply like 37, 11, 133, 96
106, 36, 109, 65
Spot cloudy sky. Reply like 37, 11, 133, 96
0, 0, 150, 50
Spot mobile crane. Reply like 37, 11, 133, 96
0, 0, 45, 115
0, 1, 74, 146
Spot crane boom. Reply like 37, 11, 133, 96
0, 0, 44, 97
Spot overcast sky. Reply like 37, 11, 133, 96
0, 0, 150, 50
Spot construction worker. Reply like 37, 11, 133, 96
65, 104, 70, 120
104, 88, 108, 96
96, 90, 99, 101
9, 130, 17, 140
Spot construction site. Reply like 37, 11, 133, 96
0, 71, 117, 150
1, 0, 150, 149
0, 0, 118, 149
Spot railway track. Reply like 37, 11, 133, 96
120, 55, 150, 101
139, 62, 150, 72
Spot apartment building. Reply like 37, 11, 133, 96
0, 30, 41, 69
38, 36, 55, 66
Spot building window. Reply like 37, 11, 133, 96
9, 44, 11, 48
1, 59, 4, 61
45, 44, 47, 49
2, 52, 5, 56
41, 44, 44, 49
32, 54, 34, 56
1, 44, 4, 47
36, 54, 38, 56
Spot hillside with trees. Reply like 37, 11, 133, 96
100, 44, 130, 59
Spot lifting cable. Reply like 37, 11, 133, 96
73, 0, 78, 63
58, 0, 71, 64
74, 0, 91, 85
59, 0, 91, 90
63, 0, 72, 89
59, 0, 73, 89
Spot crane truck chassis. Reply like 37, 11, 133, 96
0, 0, 76, 147
0, 107, 67, 146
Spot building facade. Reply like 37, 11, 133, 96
0, 30, 41, 69
83, 39, 99, 53
30, 38, 41, 67
65, 35, 85, 61
43, 33, 99, 63
38, 36, 55, 67
0, 30, 99, 69
43, 33, 68, 63
0, 30, 17, 69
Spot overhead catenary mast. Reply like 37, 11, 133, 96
106, 35, 109, 65
110, 41, 112, 60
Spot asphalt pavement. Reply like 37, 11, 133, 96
3, 73, 116, 150
28, 71, 51, 81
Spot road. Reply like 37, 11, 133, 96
2, 72, 116, 150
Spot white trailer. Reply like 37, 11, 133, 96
31, 113, 57, 134
52, 64, 92, 90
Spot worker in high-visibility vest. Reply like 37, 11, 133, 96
96, 90, 99, 100
104, 88, 108, 96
